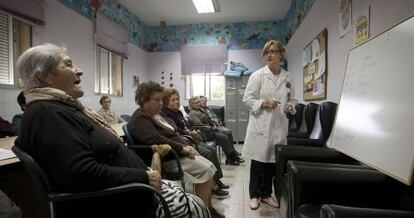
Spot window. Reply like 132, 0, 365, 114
185, 73, 224, 100
95, 46, 123, 96
0, 12, 32, 88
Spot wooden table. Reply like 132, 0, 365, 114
0, 136, 19, 166
111, 123, 126, 137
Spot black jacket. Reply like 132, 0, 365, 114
16, 101, 155, 217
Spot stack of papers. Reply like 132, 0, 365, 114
0, 148, 16, 160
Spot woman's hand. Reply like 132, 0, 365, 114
284, 104, 294, 114
182, 146, 199, 159
261, 100, 280, 110
190, 130, 203, 141
147, 169, 161, 191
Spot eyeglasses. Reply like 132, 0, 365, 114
266, 49, 280, 55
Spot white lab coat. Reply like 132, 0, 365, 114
242, 65, 297, 163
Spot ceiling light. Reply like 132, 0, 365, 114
192, 0, 217, 14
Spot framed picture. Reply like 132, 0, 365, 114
303, 29, 327, 101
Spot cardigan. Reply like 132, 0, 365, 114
128, 109, 188, 165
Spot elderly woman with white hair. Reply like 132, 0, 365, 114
14, 43, 210, 218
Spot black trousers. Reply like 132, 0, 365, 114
249, 159, 275, 199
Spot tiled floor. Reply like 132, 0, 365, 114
0, 144, 281, 218
0, 192, 20, 218
211, 144, 281, 218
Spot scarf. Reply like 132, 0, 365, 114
150, 144, 171, 176
25, 87, 122, 141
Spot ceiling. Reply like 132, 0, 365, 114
117, 0, 292, 26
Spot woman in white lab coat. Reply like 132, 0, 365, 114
242, 40, 297, 210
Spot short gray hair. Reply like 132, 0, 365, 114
16, 43, 67, 90
188, 96, 199, 110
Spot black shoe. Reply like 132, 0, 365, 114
210, 207, 225, 218
238, 157, 245, 163
225, 159, 240, 165
212, 188, 229, 199
217, 180, 230, 189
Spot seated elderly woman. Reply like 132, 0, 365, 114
161, 88, 229, 198
188, 97, 243, 165
14, 43, 209, 218
128, 81, 225, 218
98, 95, 126, 125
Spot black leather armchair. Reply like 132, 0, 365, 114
287, 102, 337, 146
320, 204, 414, 218
288, 103, 305, 133
12, 145, 171, 218
283, 161, 414, 218
288, 103, 319, 139
274, 145, 357, 201
275, 102, 343, 202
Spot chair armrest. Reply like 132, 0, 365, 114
321, 204, 414, 218
181, 135, 200, 151
287, 138, 325, 146
48, 183, 171, 218
286, 161, 400, 213
191, 125, 217, 139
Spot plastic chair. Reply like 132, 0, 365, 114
11, 145, 171, 218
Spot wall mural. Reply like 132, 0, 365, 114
57, 0, 314, 52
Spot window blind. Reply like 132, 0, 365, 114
0, 12, 11, 85
96, 13, 128, 57
181, 44, 228, 75
0, 0, 45, 26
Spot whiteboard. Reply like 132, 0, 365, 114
329, 15, 414, 185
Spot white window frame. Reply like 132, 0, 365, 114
95, 46, 124, 96
184, 73, 225, 100
0, 11, 32, 89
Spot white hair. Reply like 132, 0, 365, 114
16, 43, 67, 90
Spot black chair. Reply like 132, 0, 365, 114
274, 145, 357, 202
288, 103, 305, 133
283, 161, 414, 218
11, 145, 171, 218
287, 102, 337, 146
274, 102, 344, 202
209, 105, 225, 126
186, 117, 221, 161
122, 124, 185, 188
320, 204, 414, 218
288, 103, 319, 138
120, 114, 131, 122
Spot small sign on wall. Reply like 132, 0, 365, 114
354, 5, 370, 45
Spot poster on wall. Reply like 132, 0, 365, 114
339, 0, 352, 38
303, 29, 328, 101
354, 5, 370, 45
